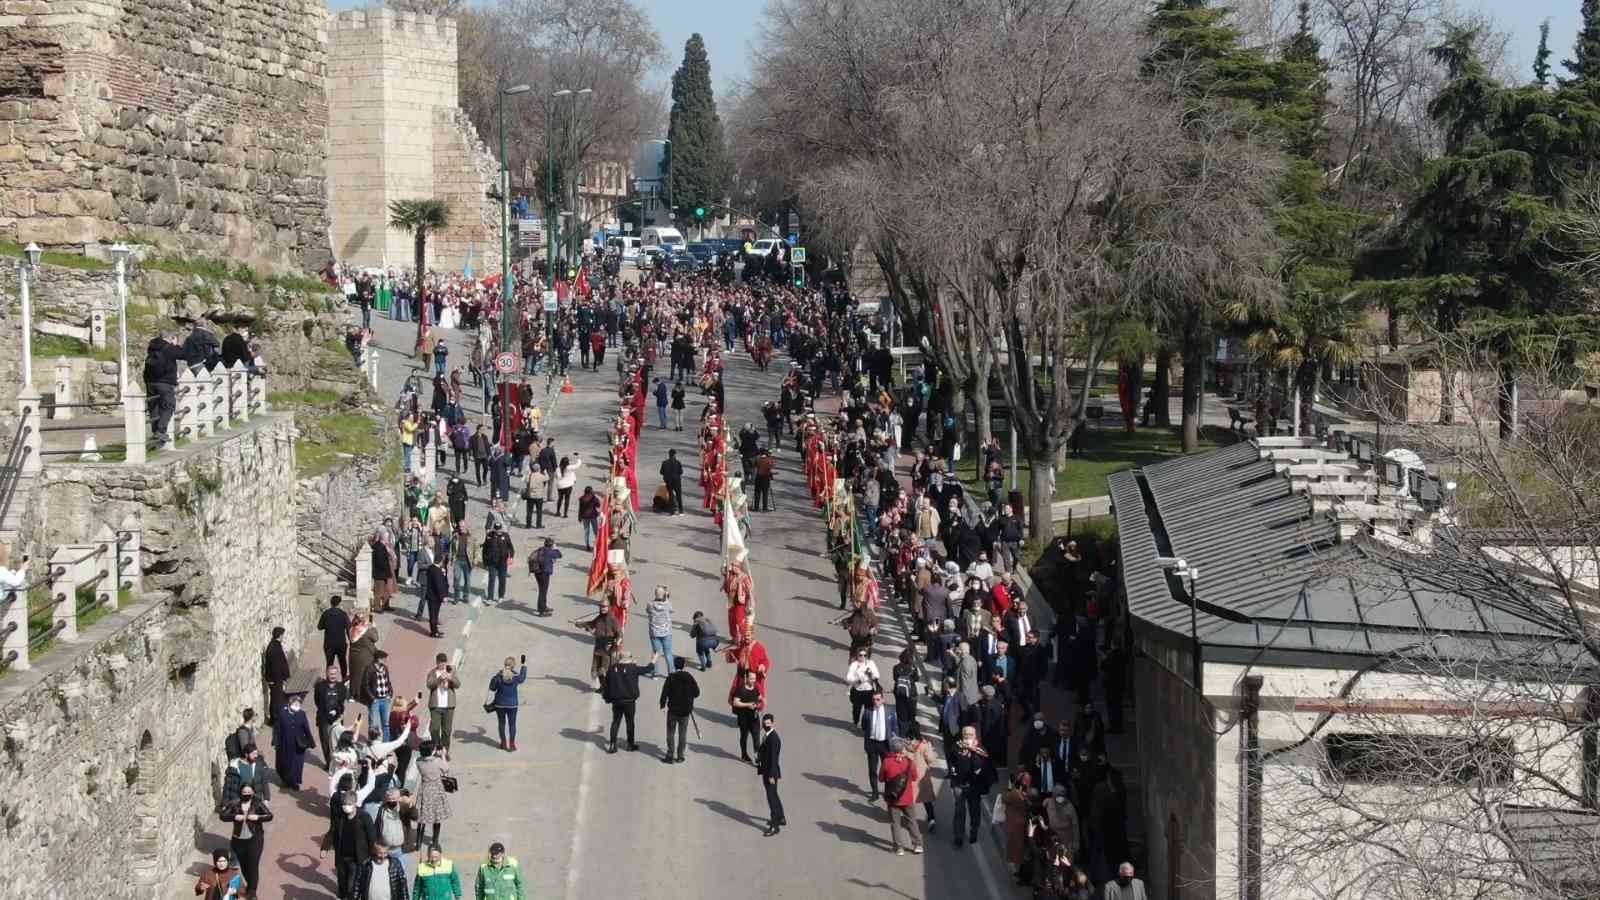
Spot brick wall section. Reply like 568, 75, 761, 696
324, 6, 500, 272
0, 0, 330, 270
431, 106, 502, 275
1133, 634, 1220, 900
0, 415, 303, 900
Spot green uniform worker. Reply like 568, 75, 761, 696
414, 846, 463, 900
475, 843, 524, 900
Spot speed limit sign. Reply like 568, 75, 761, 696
494, 352, 516, 374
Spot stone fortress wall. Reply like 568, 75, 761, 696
325, 6, 502, 273
0, 415, 304, 900
0, 0, 331, 270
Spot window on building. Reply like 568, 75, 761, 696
1323, 732, 1514, 787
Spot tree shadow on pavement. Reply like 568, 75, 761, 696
694, 708, 737, 728
520, 620, 594, 646
846, 879, 922, 900
766, 624, 849, 653
275, 851, 338, 892
840, 797, 887, 821
695, 797, 767, 831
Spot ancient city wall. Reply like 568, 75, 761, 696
0, 0, 330, 269
324, 6, 501, 273
0, 415, 302, 900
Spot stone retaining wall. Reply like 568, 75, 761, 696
0, 414, 303, 900
0, 0, 330, 269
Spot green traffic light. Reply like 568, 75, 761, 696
694, 206, 705, 218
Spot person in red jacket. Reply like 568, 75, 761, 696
878, 737, 924, 855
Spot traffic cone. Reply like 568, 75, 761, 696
561, 374, 575, 394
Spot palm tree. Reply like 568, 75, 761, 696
1238, 289, 1368, 435
388, 199, 452, 357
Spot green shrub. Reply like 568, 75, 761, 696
0, 240, 112, 271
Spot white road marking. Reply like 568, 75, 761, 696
563, 688, 604, 900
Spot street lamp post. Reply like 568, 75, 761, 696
18, 243, 40, 390
498, 84, 531, 354
110, 243, 131, 395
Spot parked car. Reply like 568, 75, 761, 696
686, 242, 717, 264
639, 246, 667, 269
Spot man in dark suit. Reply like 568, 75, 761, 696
962, 685, 1007, 767
758, 712, 785, 836
660, 449, 685, 516
317, 594, 351, 682
1027, 743, 1068, 795
857, 689, 898, 802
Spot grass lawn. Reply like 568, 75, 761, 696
0, 240, 112, 271
954, 423, 1232, 501
33, 332, 121, 364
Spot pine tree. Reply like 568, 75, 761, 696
1562, 0, 1600, 87
665, 34, 730, 225
1534, 19, 1553, 86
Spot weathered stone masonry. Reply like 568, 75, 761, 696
0, 0, 330, 269
0, 415, 301, 900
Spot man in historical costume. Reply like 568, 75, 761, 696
728, 629, 770, 703
723, 560, 755, 640
851, 559, 882, 610
602, 561, 635, 630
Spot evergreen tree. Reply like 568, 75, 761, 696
1562, 0, 1600, 88
665, 34, 730, 224
1534, 19, 1553, 86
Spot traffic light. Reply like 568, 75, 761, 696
693, 205, 706, 220
792, 266, 804, 288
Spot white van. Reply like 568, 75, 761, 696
606, 235, 641, 261
641, 226, 686, 254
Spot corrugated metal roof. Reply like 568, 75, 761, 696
1114, 444, 1582, 664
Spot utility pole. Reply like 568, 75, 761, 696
498, 84, 531, 353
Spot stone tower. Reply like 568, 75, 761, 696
324, 6, 501, 274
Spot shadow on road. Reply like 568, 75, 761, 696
802, 771, 859, 793
695, 797, 766, 831
540, 674, 596, 694
801, 712, 854, 730
818, 819, 893, 850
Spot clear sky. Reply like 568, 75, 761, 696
327, 0, 1575, 88
325, 0, 762, 94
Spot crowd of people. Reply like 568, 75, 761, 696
195, 243, 1148, 900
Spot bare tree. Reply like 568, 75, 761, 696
1240, 334, 1600, 900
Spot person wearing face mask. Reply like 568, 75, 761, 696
844, 647, 881, 726
474, 841, 523, 900
271, 691, 315, 791
756, 712, 785, 837
1103, 862, 1148, 900
218, 785, 273, 897
193, 848, 243, 900
353, 840, 408, 900
320, 792, 375, 900
221, 743, 271, 809
947, 725, 995, 848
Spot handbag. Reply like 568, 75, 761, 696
441, 774, 459, 793
482, 678, 498, 714
294, 732, 313, 753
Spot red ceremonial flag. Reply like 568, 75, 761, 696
586, 499, 611, 595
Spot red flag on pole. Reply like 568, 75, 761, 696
586, 499, 611, 595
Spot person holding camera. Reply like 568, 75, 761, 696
488, 655, 528, 752
425, 654, 462, 753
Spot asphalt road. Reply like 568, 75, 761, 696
361, 302, 1018, 900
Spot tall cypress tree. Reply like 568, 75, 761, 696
665, 34, 729, 224
1562, 0, 1600, 87
1534, 19, 1553, 86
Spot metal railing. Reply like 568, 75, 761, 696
0, 404, 36, 527
297, 530, 357, 586
1, 526, 141, 675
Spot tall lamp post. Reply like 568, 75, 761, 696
110, 243, 131, 394
498, 84, 531, 354
17, 243, 40, 390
